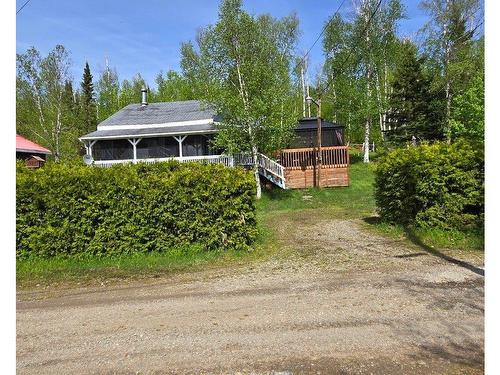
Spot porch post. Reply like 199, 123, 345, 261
87, 140, 97, 158
174, 135, 187, 158
127, 138, 142, 163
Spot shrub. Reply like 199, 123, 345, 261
374, 140, 483, 230
16, 161, 257, 259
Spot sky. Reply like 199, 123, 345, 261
16, 0, 430, 88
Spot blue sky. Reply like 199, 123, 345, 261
16, 0, 429, 87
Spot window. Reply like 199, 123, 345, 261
93, 139, 133, 161
136, 137, 179, 159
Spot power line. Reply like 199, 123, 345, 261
296, 0, 348, 71
16, 0, 33, 15
319, 0, 383, 97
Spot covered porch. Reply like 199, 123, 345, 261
81, 133, 227, 167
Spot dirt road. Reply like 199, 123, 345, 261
17, 218, 484, 374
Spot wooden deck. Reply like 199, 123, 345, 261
278, 146, 349, 189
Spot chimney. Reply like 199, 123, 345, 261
141, 87, 148, 106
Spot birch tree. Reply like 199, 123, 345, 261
180, 0, 299, 198
17, 45, 74, 161
420, 0, 483, 143
321, 0, 403, 159
96, 65, 120, 123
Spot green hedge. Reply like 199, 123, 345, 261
16, 161, 257, 259
374, 141, 484, 230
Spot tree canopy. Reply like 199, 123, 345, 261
16, 0, 484, 164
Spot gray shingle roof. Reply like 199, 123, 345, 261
80, 123, 217, 140
98, 100, 216, 127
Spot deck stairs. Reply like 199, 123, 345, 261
234, 153, 286, 189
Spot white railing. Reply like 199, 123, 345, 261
257, 153, 285, 180
93, 152, 287, 189
94, 155, 234, 168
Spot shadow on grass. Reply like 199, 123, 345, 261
363, 216, 484, 277
261, 183, 295, 200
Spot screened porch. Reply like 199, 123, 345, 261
84, 134, 223, 166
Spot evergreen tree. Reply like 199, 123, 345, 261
386, 41, 444, 143
80, 62, 97, 133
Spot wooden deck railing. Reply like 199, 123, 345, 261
278, 146, 349, 170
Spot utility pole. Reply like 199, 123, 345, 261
306, 95, 322, 188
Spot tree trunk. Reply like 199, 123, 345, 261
300, 65, 306, 118
445, 80, 452, 143
54, 105, 62, 162
364, 6, 372, 164
332, 79, 337, 122
444, 0, 452, 144
364, 118, 371, 163
252, 144, 262, 199
234, 45, 261, 199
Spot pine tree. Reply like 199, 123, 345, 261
386, 41, 445, 143
80, 62, 97, 133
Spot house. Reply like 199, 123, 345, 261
79, 89, 223, 166
80, 89, 349, 189
16, 134, 51, 169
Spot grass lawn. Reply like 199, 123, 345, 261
17, 152, 483, 288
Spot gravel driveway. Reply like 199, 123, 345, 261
17, 217, 484, 374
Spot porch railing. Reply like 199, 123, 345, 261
93, 153, 287, 189
94, 155, 234, 168
278, 146, 349, 170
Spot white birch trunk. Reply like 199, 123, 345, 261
444, 0, 452, 143
364, 118, 371, 163
300, 65, 306, 118
364, 3, 371, 164
252, 145, 262, 199
235, 45, 261, 198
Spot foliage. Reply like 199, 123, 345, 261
96, 65, 121, 123
419, 0, 483, 141
374, 140, 483, 230
320, 0, 405, 162
16, 161, 257, 259
153, 70, 197, 102
16, 45, 77, 160
119, 73, 147, 107
80, 62, 98, 134
180, 0, 300, 197
449, 65, 484, 142
386, 40, 445, 143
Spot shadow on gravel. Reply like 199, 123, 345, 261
363, 217, 484, 277
404, 323, 484, 369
